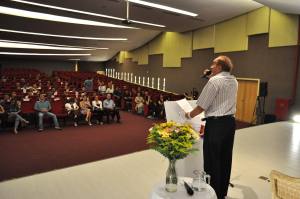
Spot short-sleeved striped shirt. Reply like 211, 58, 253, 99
196, 72, 238, 117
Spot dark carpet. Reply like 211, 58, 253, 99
0, 112, 250, 182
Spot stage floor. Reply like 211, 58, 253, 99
0, 121, 299, 199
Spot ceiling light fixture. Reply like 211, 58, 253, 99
0, 28, 127, 41
10, 0, 165, 27
0, 6, 137, 29
127, 0, 198, 17
0, 39, 108, 50
0, 41, 90, 50
0, 52, 91, 56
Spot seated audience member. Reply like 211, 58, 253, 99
10, 91, 18, 101
21, 83, 30, 94
65, 98, 80, 127
134, 92, 144, 114
8, 99, 29, 134
1, 76, 7, 83
192, 90, 199, 100
145, 94, 156, 119
131, 87, 137, 96
32, 83, 39, 94
184, 92, 193, 100
113, 86, 122, 108
15, 82, 22, 91
98, 81, 106, 94
106, 84, 114, 94
46, 80, 52, 90
157, 94, 166, 119
92, 96, 104, 125
0, 104, 6, 131
34, 94, 62, 132
123, 90, 132, 111
1, 95, 11, 123
23, 90, 34, 101
79, 96, 92, 126
84, 77, 93, 92
103, 93, 120, 123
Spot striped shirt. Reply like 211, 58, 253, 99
196, 72, 238, 117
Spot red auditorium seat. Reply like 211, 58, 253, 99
51, 99, 68, 126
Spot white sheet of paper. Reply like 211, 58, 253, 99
164, 99, 204, 132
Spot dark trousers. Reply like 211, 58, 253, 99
93, 109, 104, 123
104, 108, 120, 123
203, 116, 235, 199
68, 110, 80, 123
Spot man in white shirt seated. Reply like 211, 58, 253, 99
103, 93, 120, 123
92, 96, 104, 125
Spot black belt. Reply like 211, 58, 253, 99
202, 114, 234, 121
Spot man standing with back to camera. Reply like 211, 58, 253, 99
185, 55, 238, 199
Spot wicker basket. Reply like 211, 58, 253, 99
270, 170, 300, 199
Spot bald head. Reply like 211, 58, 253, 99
213, 55, 234, 72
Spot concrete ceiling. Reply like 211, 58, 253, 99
0, 0, 298, 62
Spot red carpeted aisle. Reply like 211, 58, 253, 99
0, 111, 156, 182
0, 111, 250, 182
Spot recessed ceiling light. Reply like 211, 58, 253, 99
0, 28, 127, 41
0, 39, 108, 50
0, 6, 137, 29
10, 0, 165, 27
128, 0, 198, 17
0, 52, 91, 56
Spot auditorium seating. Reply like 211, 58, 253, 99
0, 68, 184, 131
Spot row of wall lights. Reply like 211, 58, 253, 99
105, 68, 166, 91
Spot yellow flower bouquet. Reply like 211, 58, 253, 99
147, 121, 200, 160
147, 121, 200, 192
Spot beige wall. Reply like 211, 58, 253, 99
107, 34, 299, 114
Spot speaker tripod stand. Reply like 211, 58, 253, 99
252, 96, 266, 125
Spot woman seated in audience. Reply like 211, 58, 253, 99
106, 83, 114, 94
23, 90, 35, 101
98, 81, 106, 94
123, 90, 132, 111
65, 98, 80, 127
21, 83, 31, 94
46, 80, 52, 91
8, 98, 29, 134
79, 95, 92, 126
92, 96, 104, 125
31, 83, 39, 94
134, 92, 144, 115
145, 94, 156, 119
156, 94, 166, 119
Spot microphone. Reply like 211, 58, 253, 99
184, 181, 194, 196
202, 70, 211, 78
